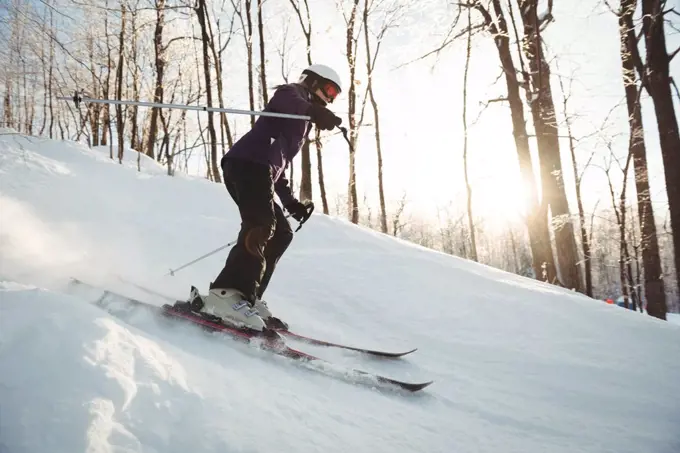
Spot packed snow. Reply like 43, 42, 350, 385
1, 130, 679, 453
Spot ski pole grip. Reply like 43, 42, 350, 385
294, 201, 314, 232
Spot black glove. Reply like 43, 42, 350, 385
285, 200, 313, 222
307, 104, 342, 131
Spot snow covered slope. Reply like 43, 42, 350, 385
1, 131, 679, 453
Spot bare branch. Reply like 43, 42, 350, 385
288, 0, 311, 40
36, 0, 76, 20
672, 77, 680, 101
601, 0, 619, 15
163, 36, 197, 53
669, 45, 680, 62
393, 21, 485, 69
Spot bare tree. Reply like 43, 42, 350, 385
474, 0, 557, 283
101, 0, 114, 147
556, 63, 596, 296
515, 0, 583, 292
127, 0, 141, 153
87, 30, 102, 146
640, 0, 680, 307
604, 147, 639, 310
391, 192, 408, 236
362, 0, 403, 234
146, 0, 168, 159
232, 0, 255, 127
462, 4, 477, 261
115, 0, 126, 163
341, 0, 362, 224
616, 0, 666, 317
256, 0, 267, 105
195, 0, 221, 182
2, 4, 17, 129
207, 2, 237, 153
38, 2, 56, 138
287, 0, 318, 205
628, 206, 644, 309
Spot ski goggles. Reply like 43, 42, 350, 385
320, 81, 340, 102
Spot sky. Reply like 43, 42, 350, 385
174, 0, 678, 232
10, 0, 677, 231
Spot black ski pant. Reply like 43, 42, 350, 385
211, 157, 294, 303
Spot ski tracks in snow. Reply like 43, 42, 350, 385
0, 284, 213, 453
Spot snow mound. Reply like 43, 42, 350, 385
1, 132, 679, 453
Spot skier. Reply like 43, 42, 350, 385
178, 64, 343, 331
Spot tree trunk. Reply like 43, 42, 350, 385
371, 97, 387, 234
621, 185, 639, 311
39, 16, 48, 137
3, 78, 11, 129
518, 0, 583, 292
102, 1, 112, 147
606, 156, 633, 309
257, 0, 268, 104
363, 0, 388, 234
245, 0, 255, 127
315, 130, 329, 214
641, 0, 678, 316
289, 0, 327, 211
556, 67, 593, 296
462, 5, 477, 260
300, 140, 313, 201
87, 35, 100, 147
345, 0, 361, 224
115, 2, 126, 163
629, 215, 641, 311
47, 6, 55, 139
569, 129, 592, 296
147, 0, 166, 159
620, 0, 666, 317
195, 0, 221, 183
509, 225, 520, 273
477, 0, 556, 283
129, 5, 140, 152
207, 5, 234, 153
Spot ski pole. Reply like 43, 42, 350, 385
57, 91, 312, 121
167, 240, 238, 276
167, 206, 314, 276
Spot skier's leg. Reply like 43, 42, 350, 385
257, 203, 294, 299
212, 158, 276, 302
203, 159, 277, 330
251, 203, 293, 330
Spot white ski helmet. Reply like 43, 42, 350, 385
300, 64, 342, 100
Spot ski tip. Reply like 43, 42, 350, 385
385, 379, 434, 392
407, 380, 434, 392
371, 347, 417, 358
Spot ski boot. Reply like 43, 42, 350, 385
201, 288, 266, 332
253, 298, 289, 331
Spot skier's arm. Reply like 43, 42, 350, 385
267, 84, 312, 116
274, 170, 296, 207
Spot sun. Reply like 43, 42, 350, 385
466, 134, 532, 230
471, 173, 529, 230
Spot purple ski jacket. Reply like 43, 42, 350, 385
223, 83, 314, 206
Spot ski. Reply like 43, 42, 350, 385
273, 330, 417, 358
112, 276, 418, 358
68, 278, 433, 393
159, 304, 433, 392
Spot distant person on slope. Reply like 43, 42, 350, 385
177, 64, 342, 332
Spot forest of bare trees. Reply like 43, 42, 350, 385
1, 0, 678, 317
